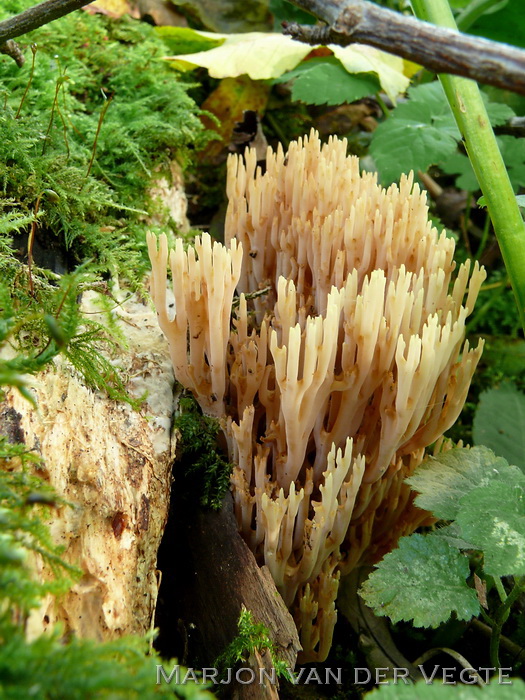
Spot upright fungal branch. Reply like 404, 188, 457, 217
148, 131, 486, 662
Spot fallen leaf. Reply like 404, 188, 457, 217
85, 0, 134, 18
166, 31, 312, 80
169, 0, 272, 33
164, 30, 411, 101
200, 76, 270, 159
137, 0, 187, 27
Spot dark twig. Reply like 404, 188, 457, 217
0, 0, 93, 45
494, 117, 525, 138
0, 39, 25, 67
285, 0, 525, 96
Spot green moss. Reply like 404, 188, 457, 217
0, 2, 210, 282
0, 440, 215, 699
174, 394, 232, 510
215, 608, 291, 684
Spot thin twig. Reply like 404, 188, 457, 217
470, 618, 525, 664
285, 0, 525, 95
0, 0, 93, 45
0, 39, 25, 66
413, 647, 485, 686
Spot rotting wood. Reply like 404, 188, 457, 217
164, 492, 301, 699
1, 292, 177, 642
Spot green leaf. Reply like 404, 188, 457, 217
457, 481, 525, 576
473, 383, 525, 469
484, 101, 515, 126
155, 26, 225, 55
370, 82, 460, 183
275, 57, 380, 106
163, 30, 409, 98
269, 0, 315, 30
497, 136, 525, 192
517, 195, 525, 209
370, 82, 517, 185
441, 151, 479, 191
406, 446, 523, 520
359, 534, 479, 627
432, 522, 479, 550
469, 0, 525, 48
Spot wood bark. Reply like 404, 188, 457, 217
0, 0, 93, 44
285, 0, 525, 95
159, 490, 301, 698
2, 292, 177, 641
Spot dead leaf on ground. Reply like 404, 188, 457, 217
137, 0, 187, 27
169, 0, 271, 33
200, 76, 270, 161
85, 0, 138, 19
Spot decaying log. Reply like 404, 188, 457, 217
2, 292, 177, 641
159, 491, 301, 698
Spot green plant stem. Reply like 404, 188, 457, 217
493, 575, 507, 604
489, 576, 525, 667
375, 92, 390, 118
412, 0, 525, 335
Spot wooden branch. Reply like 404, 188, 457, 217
494, 117, 525, 138
284, 0, 525, 96
0, 39, 25, 66
0, 0, 93, 45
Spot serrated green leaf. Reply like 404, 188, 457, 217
370, 82, 459, 183
407, 446, 523, 520
275, 57, 380, 106
498, 136, 525, 192
432, 522, 479, 551
368, 679, 525, 698
484, 99, 515, 126
457, 481, 525, 576
441, 152, 479, 191
473, 383, 525, 469
370, 82, 517, 185
360, 534, 479, 627
395, 83, 460, 136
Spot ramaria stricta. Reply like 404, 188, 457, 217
147, 130, 486, 662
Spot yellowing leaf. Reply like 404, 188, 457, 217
165, 32, 312, 80
200, 76, 270, 158
85, 0, 132, 18
164, 31, 410, 99
331, 45, 409, 102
